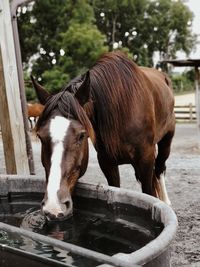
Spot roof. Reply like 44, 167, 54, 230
161, 59, 200, 67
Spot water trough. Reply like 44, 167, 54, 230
0, 175, 178, 267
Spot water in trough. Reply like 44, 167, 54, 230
0, 192, 163, 266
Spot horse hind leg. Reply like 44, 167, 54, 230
133, 147, 157, 197
155, 131, 174, 205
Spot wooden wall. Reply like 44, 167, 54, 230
0, 0, 29, 174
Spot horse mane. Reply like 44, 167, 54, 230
89, 51, 145, 157
36, 90, 95, 143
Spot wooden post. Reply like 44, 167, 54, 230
0, 0, 29, 174
189, 103, 193, 122
195, 67, 200, 135
11, 0, 35, 174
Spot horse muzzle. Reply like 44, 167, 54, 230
41, 198, 73, 221
44, 210, 73, 222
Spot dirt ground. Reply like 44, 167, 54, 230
0, 123, 200, 266
166, 124, 200, 267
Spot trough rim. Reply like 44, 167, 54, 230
75, 182, 178, 266
0, 175, 178, 267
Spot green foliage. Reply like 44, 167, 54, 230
18, 0, 68, 73
18, 0, 108, 97
60, 23, 107, 75
23, 73, 37, 101
42, 68, 69, 93
171, 70, 195, 94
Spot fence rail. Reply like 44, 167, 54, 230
174, 103, 196, 122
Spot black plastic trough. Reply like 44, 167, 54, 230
0, 175, 178, 267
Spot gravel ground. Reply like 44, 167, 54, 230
0, 123, 200, 266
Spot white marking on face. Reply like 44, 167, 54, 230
43, 116, 70, 215
159, 173, 171, 206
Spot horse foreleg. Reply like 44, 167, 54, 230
97, 153, 120, 187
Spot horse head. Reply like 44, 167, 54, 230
31, 73, 94, 221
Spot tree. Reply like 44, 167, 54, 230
146, 0, 196, 60
18, 0, 107, 94
92, 0, 196, 66
18, 0, 68, 74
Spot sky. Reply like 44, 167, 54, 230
184, 0, 200, 58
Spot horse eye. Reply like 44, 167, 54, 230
77, 131, 86, 144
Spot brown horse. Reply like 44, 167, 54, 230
27, 103, 44, 129
31, 51, 175, 221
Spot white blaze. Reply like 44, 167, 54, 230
44, 116, 70, 213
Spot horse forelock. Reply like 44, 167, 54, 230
36, 90, 95, 144
62, 74, 85, 94
89, 51, 145, 157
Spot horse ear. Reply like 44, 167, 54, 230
30, 75, 51, 105
75, 71, 90, 106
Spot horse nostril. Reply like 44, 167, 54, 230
44, 210, 50, 217
65, 200, 71, 209
57, 212, 64, 218
41, 200, 45, 206
44, 211, 56, 220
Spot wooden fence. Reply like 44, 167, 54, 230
174, 103, 196, 122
